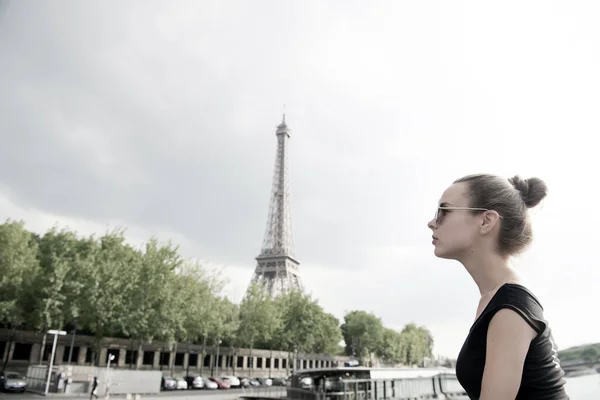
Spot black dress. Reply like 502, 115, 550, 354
455, 283, 569, 399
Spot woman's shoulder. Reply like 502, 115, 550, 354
497, 283, 544, 309
489, 283, 547, 334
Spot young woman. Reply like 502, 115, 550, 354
427, 174, 569, 400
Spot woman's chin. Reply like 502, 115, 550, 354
433, 245, 452, 260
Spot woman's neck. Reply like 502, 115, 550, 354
460, 249, 518, 296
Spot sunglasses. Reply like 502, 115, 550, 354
434, 206, 502, 225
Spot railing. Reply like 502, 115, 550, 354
25, 365, 56, 393
243, 386, 317, 400
240, 374, 466, 400
438, 373, 466, 397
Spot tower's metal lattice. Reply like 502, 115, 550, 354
247, 115, 303, 298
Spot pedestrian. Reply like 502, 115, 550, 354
90, 376, 98, 400
427, 174, 569, 399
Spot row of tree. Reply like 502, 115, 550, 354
557, 343, 600, 363
0, 219, 433, 369
342, 311, 433, 366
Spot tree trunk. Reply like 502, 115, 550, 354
249, 345, 254, 377
39, 330, 47, 365
200, 337, 207, 375
232, 348, 237, 376
171, 342, 178, 376
228, 346, 233, 375
186, 343, 191, 376
129, 337, 135, 369
136, 341, 143, 370
2, 327, 16, 370
93, 333, 103, 366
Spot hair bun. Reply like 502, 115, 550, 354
508, 175, 548, 208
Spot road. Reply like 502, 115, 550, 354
0, 389, 253, 400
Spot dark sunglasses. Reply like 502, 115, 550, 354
434, 206, 502, 225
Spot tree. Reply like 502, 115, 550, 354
208, 297, 239, 375
271, 290, 320, 354
122, 237, 181, 368
341, 310, 384, 363
77, 229, 140, 364
399, 323, 433, 366
171, 259, 229, 375
172, 260, 229, 374
28, 226, 85, 364
0, 220, 39, 369
581, 347, 599, 363
272, 290, 343, 356
376, 328, 405, 365
0, 220, 39, 325
313, 312, 343, 355
236, 283, 281, 375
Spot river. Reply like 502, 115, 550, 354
565, 373, 600, 399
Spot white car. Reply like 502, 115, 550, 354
187, 376, 204, 389
201, 377, 219, 390
221, 376, 241, 388
259, 378, 273, 386
175, 377, 188, 390
0, 372, 27, 393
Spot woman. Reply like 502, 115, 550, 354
427, 174, 569, 400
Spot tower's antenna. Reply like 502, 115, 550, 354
282, 104, 286, 123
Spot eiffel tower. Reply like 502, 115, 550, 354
247, 114, 303, 298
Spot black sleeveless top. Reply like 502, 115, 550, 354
455, 283, 569, 399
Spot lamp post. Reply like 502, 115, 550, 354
45, 330, 67, 395
105, 353, 115, 398
268, 346, 273, 379
293, 345, 298, 373
67, 318, 77, 365
214, 339, 222, 376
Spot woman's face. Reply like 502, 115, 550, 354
427, 182, 484, 260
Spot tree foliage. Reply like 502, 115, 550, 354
271, 289, 342, 355
558, 342, 600, 362
0, 220, 38, 329
0, 220, 435, 368
342, 311, 433, 367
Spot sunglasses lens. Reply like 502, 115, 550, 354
436, 208, 447, 224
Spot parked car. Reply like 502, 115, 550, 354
161, 376, 176, 390
248, 378, 260, 386
174, 377, 188, 390
237, 377, 251, 387
201, 376, 219, 390
271, 377, 287, 386
208, 377, 230, 389
0, 371, 27, 393
184, 376, 204, 389
221, 376, 241, 388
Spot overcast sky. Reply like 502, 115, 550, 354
1, 0, 598, 359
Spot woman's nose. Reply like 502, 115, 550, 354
427, 218, 436, 230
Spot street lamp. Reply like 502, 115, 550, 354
105, 353, 115, 398
67, 318, 78, 366
293, 345, 298, 373
214, 339, 222, 376
45, 329, 67, 395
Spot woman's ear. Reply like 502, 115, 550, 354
480, 210, 501, 234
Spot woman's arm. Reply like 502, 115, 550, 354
480, 308, 538, 400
